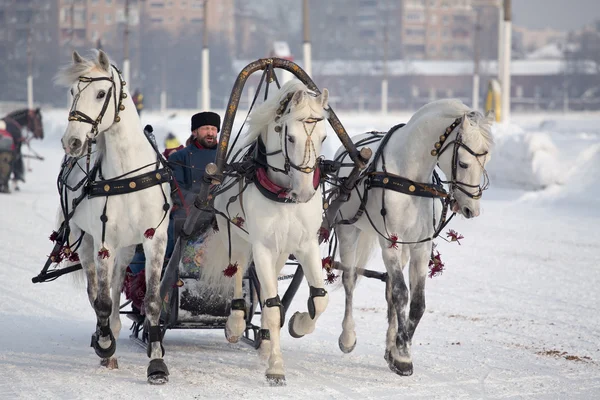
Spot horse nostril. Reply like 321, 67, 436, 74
463, 207, 472, 219
69, 138, 82, 150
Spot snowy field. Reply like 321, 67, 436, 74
1, 109, 599, 399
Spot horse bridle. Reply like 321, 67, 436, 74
264, 91, 324, 175
431, 116, 490, 200
68, 64, 126, 140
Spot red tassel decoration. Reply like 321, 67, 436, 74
232, 215, 245, 228
325, 271, 337, 284
446, 229, 464, 245
318, 227, 330, 243
389, 234, 399, 249
144, 228, 156, 239
223, 263, 238, 277
49, 250, 64, 264
428, 251, 445, 278
98, 247, 110, 259
322, 256, 333, 270
49, 231, 59, 242
69, 252, 80, 262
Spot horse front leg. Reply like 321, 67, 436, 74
142, 231, 169, 384
288, 241, 329, 338
381, 242, 413, 376
90, 243, 118, 365
78, 233, 97, 309
258, 252, 288, 361
99, 245, 136, 370
407, 246, 429, 341
253, 243, 285, 386
337, 225, 361, 353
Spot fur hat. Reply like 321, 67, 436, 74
191, 111, 220, 132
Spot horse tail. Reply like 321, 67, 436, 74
194, 227, 250, 297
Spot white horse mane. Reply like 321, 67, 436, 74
408, 98, 494, 151
54, 50, 112, 87
242, 79, 324, 148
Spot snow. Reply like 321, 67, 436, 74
1, 109, 600, 399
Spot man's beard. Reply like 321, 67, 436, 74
198, 138, 218, 149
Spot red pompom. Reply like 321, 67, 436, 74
98, 247, 110, 259
318, 227, 330, 243
49, 250, 64, 264
446, 229, 464, 245
389, 234, 399, 249
232, 215, 245, 228
428, 251, 445, 278
49, 231, 59, 242
322, 256, 333, 270
325, 271, 338, 284
144, 228, 155, 239
223, 263, 238, 277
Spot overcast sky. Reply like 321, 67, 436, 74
512, 0, 600, 31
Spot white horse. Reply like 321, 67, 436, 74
55, 50, 172, 384
333, 99, 494, 375
197, 79, 330, 385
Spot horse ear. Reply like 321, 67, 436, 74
292, 90, 306, 107
97, 50, 110, 72
72, 51, 84, 64
461, 114, 472, 130
319, 88, 329, 109
485, 110, 495, 123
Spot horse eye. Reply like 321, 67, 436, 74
287, 136, 295, 144
459, 161, 469, 169
70, 88, 74, 96
321, 136, 327, 143
97, 90, 106, 99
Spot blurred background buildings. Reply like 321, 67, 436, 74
0, 0, 598, 111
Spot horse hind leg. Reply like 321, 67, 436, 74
337, 225, 362, 353
288, 241, 329, 339
142, 232, 169, 384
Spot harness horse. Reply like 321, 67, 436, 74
190, 79, 331, 385
53, 50, 172, 384
0, 108, 44, 193
331, 99, 494, 376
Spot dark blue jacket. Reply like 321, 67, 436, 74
167, 142, 217, 218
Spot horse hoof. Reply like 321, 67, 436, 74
100, 357, 119, 369
338, 336, 357, 354
385, 351, 413, 376
266, 374, 286, 386
288, 312, 304, 339
147, 359, 169, 385
91, 332, 116, 359
224, 328, 240, 344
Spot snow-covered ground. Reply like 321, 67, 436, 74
1, 109, 599, 399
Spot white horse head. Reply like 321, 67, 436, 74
245, 79, 329, 203
435, 109, 494, 218
57, 50, 130, 157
